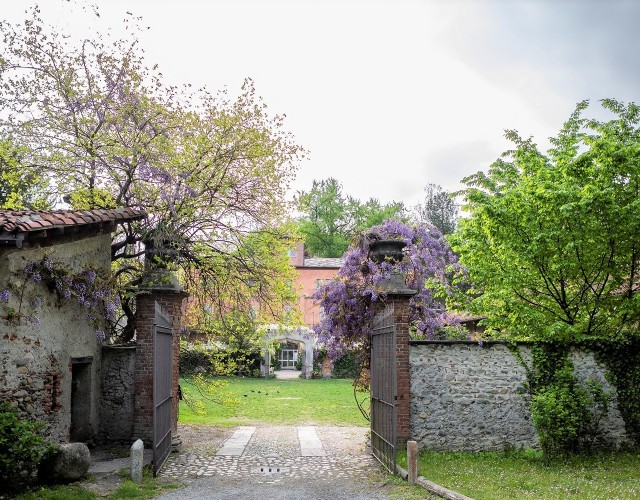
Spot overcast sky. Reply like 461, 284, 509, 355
4, 0, 639, 208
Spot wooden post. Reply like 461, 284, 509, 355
407, 440, 418, 486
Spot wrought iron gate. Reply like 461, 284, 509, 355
153, 301, 173, 476
370, 303, 397, 473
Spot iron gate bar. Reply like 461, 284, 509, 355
370, 303, 397, 473
153, 301, 173, 477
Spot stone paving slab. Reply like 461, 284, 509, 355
216, 426, 256, 456
160, 425, 377, 483
298, 426, 326, 456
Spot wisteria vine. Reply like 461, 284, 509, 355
1, 256, 119, 341
312, 219, 466, 359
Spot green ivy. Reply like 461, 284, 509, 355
510, 342, 612, 460
592, 339, 640, 446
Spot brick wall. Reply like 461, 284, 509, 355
133, 286, 186, 445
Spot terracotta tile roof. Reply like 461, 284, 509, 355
0, 208, 146, 234
302, 257, 344, 268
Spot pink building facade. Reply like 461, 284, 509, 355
289, 243, 343, 328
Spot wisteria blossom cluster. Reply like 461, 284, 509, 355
312, 219, 466, 359
23, 257, 119, 341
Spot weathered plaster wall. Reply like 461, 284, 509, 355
0, 234, 111, 443
100, 346, 136, 442
409, 342, 629, 451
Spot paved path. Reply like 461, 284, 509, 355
157, 425, 398, 499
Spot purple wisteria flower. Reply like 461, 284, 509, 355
0, 289, 10, 303
312, 219, 466, 358
43, 256, 53, 271
24, 315, 41, 327
30, 296, 46, 309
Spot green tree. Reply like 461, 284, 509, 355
452, 99, 640, 340
412, 182, 458, 235
0, 3, 304, 340
0, 140, 50, 209
295, 178, 404, 257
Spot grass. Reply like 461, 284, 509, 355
15, 467, 182, 500
179, 375, 368, 426
397, 448, 640, 499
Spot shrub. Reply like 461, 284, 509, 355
0, 403, 56, 492
179, 340, 261, 376
332, 351, 359, 379
530, 363, 611, 459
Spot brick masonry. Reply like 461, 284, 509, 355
133, 284, 186, 445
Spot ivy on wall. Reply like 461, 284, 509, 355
509, 342, 612, 460
593, 340, 640, 446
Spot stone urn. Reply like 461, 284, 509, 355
368, 239, 407, 264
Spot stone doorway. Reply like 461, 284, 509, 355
70, 357, 93, 442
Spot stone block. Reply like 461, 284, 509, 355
39, 443, 90, 483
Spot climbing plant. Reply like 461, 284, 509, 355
510, 342, 612, 460
1, 256, 118, 341
593, 340, 640, 446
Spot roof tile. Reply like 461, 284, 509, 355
0, 209, 146, 234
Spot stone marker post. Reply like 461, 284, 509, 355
131, 439, 144, 483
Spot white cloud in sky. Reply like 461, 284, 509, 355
3, 0, 638, 208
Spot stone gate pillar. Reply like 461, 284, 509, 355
133, 271, 188, 447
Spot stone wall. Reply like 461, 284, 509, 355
100, 346, 136, 442
409, 341, 629, 451
0, 234, 111, 443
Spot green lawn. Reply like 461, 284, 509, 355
398, 448, 640, 499
179, 375, 368, 426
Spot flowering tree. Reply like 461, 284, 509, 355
0, 3, 305, 340
312, 219, 465, 359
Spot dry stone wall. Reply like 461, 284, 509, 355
409, 341, 629, 451
100, 346, 136, 442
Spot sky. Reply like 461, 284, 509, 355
4, 0, 640, 208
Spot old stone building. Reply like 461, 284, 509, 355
0, 209, 144, 443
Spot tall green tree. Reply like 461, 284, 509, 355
412, 182, 458, 235
0, 3, 304, 340
295, 178, 404, 257
452, 99, 640, 341
0, 140, 50, 209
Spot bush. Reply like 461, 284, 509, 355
179, 341, 261, 376
530, 363, 611, 459
0, 402, 56, 492
332, 351, 359, 379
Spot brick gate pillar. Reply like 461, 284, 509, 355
133, 271, 188, 447
376, 271, 416, 448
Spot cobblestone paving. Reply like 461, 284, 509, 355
160, 425, 380, 484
